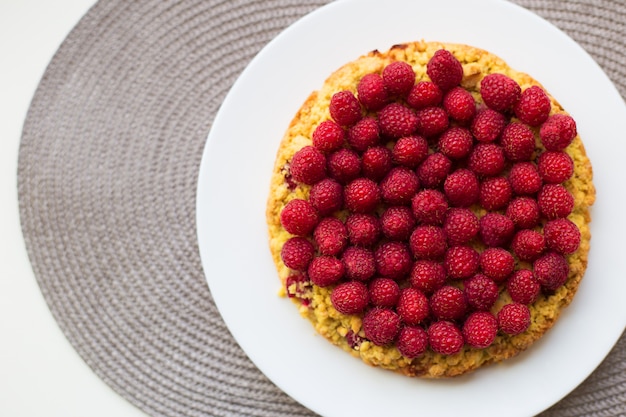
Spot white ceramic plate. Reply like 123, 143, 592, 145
197, 0, 626, 415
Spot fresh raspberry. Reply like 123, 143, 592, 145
411, 189, 448, 225
537, 184, 574, 219
443, 86, 476, 124
285, 273, 311, 301
534, 251, 569, 291
396, 288, 430, 325
428, 321, 464, 355
514, 85, 551, 126
375, 241, 412, 279
426, 49, 463, 91
341, 246, 376, 281
314, 217, 348, 256
511, 229, 545, 261
312, 120, 345, 153
327, 148, 361, 185
357, 73, 388, 111
509, 162, 543, 195
407, 80, 443, 109
409, 225, 447, 260
417, 152, 452, 189
344, 178, 381, 213
430, 285, 467, 321
415, 106, 449, 137
444, 246, 480, 280
280, 199, 319, 236
479, 176, 512, 211
368, 277, 401, 308
380, 206, 416, 241
289, 145, 326, 185
500, 122, 536, 162
479, 73, 521, 112
537, 151, 574, 184
409, 260, 446, 295
345, 213, 381, 247
362, 308, 401, 345
468, 143, 506, 177
281, 237, 315, 271
438, 126, 474, 160
497, 303, 531, 335
347, 117, 380, 152
543, 218, 581, 255
479, 212, 515, 247
307, 255, 344, 287
392, 135, 428, 168
397, 326, 429, 358
380, 167, 420, 205
443, 208, 480, 246
361, 146, 392, 181
382, 61, 416, 97
378, 102, 418, 138
329, 90, 362, 127
507, 269, 540, 304
443, 169, 480, 207
472, 108, 507, 143
463, 311, 498, 349
464, 273, 499, 311
309, 178, 343, 216
540, 113, 577, 151
506, 196, 540, 229
330, 281, 369, 315
479, 247, 515, 282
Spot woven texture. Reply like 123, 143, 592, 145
17, 0, 625, 416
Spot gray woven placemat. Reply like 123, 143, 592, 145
17, 0, 626, 416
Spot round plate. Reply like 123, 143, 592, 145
196, 0, 626, 415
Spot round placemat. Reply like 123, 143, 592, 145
17, 0, 626, 416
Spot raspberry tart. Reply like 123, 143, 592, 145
266, 41, 595, 378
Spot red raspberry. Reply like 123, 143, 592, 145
469, 143, 506, 177
382, 61, 415, 97
479, 176, 512, 211
464, 273, 499, 311
511, 229, 545, 261
380, 206, 416, 241
411, 189, 448, 225
428, 321, 464, 355
281, 237, 315, 271
514, 85, 551, 126
537, 151, 574, 184
444, 169, 480, 207
307, 255, 344, 287
438, 126, 474, 160
380, 167, 420, 205
407, 81, 443, 109
285, 272, 310, 301
410, 225, 447, 260
361, 146, 392, 181
369, 277, 401, 308
444, 208, 480, 246
362, 308, 401, 345
309, 178, 343, 216
378, 103, 418, 138
397, 326, 429, 358
410, 260, 446, 295
497, 303, 531, 335
472, 108, 508, 142
345, 213, 380, 247
543, 218, 581, 255
417, 152, 452, 189
375, 241, 412, 279
314, 217, 348, 256
344, 178, 381, 213
509, 162, 542, 195
443, 86, 476, 123
397, 288, 430, 325
479, 247, 515, 282
415, 106, 449, 137
479, 212, 515, 247
327, 148, 361, 184
280, 199, 319, 236
506, 196, 540, 229
289, 145, 327, 185
479, 73, 521, 112
444, 246, 480, 280
534, 251, 569, 291
537, 184, 574, 219
507, 269, 540, 304
345, 329, 364, 349
392, 135, 428, 168
430, 285, 467, 321
501, 122, 536, 162
341, 246, 376, 281
540, 113, 577, 151
426, 49, 463, 92
329, 90, 362, 126
347, 117, 380, 152
357, 73, 388, 111
330, 281, 369, 315
463, 311, 498, 349
312, 120, 345, 153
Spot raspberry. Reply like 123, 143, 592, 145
443, 169, 480, 207
464, 273, 499, 311
357, 73, 388, 111
281, 237, 315, 271
443, 208, 480, 246
428, 321, 464, 355
479, 212, 515, 247
312, 120, 345, 153
508, 162, 542, 195
327, 148, 361, 185
344, 178, 381, 213
329, 90, 362, 127
501, 122, 536, 162
409, 225, 447, 260
543, 218, 581, 255
330, 281, 369, 315
479, 73, 521, 112
514, 85, 551, 126
469, 143, 506, 177
380, 167, 420, 205
540, 113, 577, 151
444, 246, 480, 280
285, 273, 310, 300
430, 285, 467, 321
347, 117, 380, 152
382, 61, 416, 97
309, 178, 343, 216
507, 269, 540, 304
463, 311, 498, 349
417, 152, 452, 189
410, 260, 446, 295
537, 184, 574, 219
471, 108, 507, 143
392, 135, 428, 168
415, 106, 449, 137
380, 206, 416, 241
411, 189, 448, 225
426, 49, 463, 91
511, 229, 545, 261
314, 217, 348, 256
438, 126, 474, 160
341, 246, 376, 281
346, 213, 381, 247
396, 288, 430, 325
307, 256, 344, 287
479, 176, 512, 211
378, 102, 418, 138
443, 86, 476, 123
361, 146, 393, 181
407, 81, 443, 109
397, 326, 429, 358
280, 199, 319, 236
345, 329, 364, 349
506, 196, 540, 229
289, 145, 327, 185
362, 308, 401, 345
369, 277, 401, 308
479, 247, 515, 282
537, 151, 574, 184
375, 241, 412, 279
534, 251, 569, 291
497, 303, 531, 335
